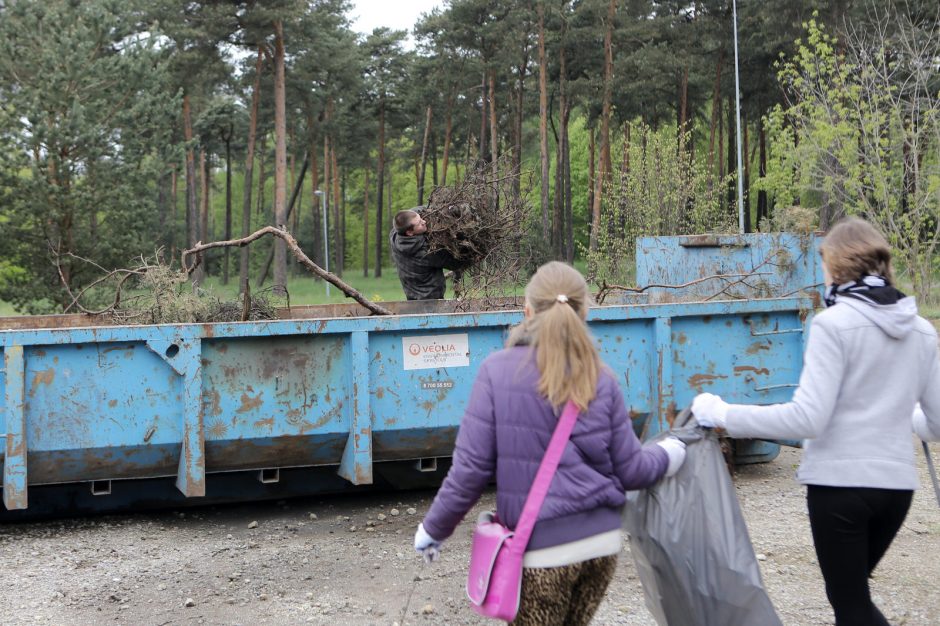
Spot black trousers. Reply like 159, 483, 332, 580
807, 485, 913, 626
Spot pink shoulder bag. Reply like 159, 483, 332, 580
466, 400, 580, 621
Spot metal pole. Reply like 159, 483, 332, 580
732, 0, 745, 234
315, 191, 330, 298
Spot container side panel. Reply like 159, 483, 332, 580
199, 336, 349, 470
590, 318, 656, 435
368, 324, 511, 460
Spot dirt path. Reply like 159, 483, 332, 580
0, 445, 937, 625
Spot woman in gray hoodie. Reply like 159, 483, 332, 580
693, 217, 940, 626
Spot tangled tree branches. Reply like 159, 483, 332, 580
423, 158, 545, 302
54, 250, 279, 324
53, 226, 393, 324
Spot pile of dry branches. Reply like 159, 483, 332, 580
56, 251, 280, 325
422, 158, 540, 302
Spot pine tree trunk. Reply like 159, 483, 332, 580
223, 126, 232, 285
513, 56, 526, 197
742, 110, 751, 233
757, 120, 768, 226
375, 101, 385, 278
363, 168, 370, 277
489, 69, 498, 207
431, 131, 438, 186
418, 105, 432, 205
199, 149, 209, 279
621, 123, 631, 174
331, 141, 342, 276
590, 0, 616, 252
707, 51, 724, 177
323, 132, 331, 273
538, 2, 551, 241
563, 101, 574, 263
441, 92, 454, 186
182, 94, 200, 284
170, 167, 178, 259
309, 118, 321, 267
256, 135, 266, 216
479, 72, 487, 160
272, 19, 288, 295
678, 64, 689, 152
588, 126, 596, 227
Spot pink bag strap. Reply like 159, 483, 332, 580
509, 400, 580, 554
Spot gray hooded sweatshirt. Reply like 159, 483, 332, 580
725, 295, 940, 490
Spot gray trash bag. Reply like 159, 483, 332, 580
623, 408, 782, 626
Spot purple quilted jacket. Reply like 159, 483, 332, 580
421, 345, 668, 550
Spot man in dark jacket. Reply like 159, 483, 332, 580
389, 208, 463, 300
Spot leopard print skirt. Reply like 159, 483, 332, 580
509, 554, 618, 626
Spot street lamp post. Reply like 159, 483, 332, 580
732, 0, 745, 234
314, 190, 330, 298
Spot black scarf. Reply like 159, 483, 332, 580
823, 275, 906, 308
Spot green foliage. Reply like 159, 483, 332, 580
760, 12, 940, 301
0, 0, 182, 313
585, 123, 735, 286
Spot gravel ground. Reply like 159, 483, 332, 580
0, 444, 937, 626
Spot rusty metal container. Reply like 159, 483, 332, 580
0, 234, 821, 516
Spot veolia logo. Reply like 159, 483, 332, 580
408, 343, 421, 356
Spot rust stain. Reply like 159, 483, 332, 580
384, 417, 398, 426
375, 387, 385, 399
29, 369, 55, 396
202, 324, 216, 338
746, 341, 771, 355
676, 332, 687, 345
236, 392, 264, 413
202, 389, 222, 417
216, 343, 228, 354
108, 399, 117, 408
734, 365, 770, 376
101, 345, 134, 355
688, 373, 727, 387
34, 349, 46, 357
254, 417, 275, 429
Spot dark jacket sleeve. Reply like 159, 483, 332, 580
606, 378, 669, 489
421, 361, 497, 541
423, 247, 465, 271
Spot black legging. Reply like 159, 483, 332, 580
807, 485, 913, 626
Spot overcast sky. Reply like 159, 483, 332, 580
349, 0, 444, 39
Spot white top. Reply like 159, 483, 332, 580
523, 529, 621, 568
726, 296, 940, 490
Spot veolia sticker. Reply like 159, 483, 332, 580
402, 334, 470, 371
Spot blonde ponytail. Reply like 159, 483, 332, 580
512, 262, 601, 411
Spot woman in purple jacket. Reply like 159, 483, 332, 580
413, 262, 686, 625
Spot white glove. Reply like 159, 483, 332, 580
913, 404, 939, 442
656, 436, 687, 477
692, 393, 729, 429
413, 523, 442, 563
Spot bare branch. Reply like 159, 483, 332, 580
182, 226, 393, 316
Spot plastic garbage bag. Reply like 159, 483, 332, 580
624, 408, 782, 626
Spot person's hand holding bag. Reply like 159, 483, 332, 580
414, 522, 442, 563
692, 393, 729, 429
656, 436, 687, 477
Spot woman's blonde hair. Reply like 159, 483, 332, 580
820, 217, 894, 284
509, 261, 601, 411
